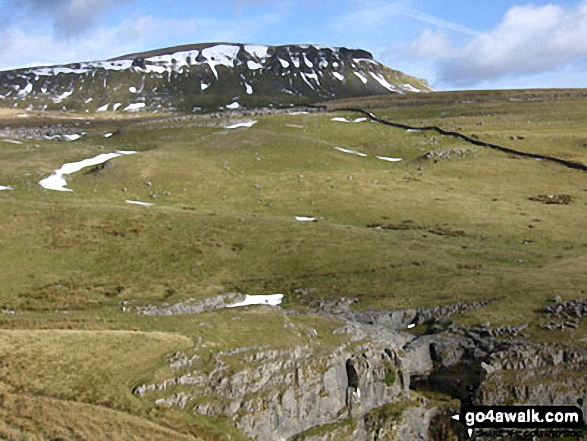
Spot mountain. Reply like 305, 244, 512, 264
0, 43, 432, 112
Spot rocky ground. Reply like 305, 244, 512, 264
128, 296, 586, 440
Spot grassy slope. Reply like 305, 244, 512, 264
0, 89, 586, 438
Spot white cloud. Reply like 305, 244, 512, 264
407, 2, 587, 88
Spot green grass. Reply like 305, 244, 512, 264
0, 90, 586, 438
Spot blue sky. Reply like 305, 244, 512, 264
1, 0, 587, 90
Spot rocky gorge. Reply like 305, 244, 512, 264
129, 296, 586, 440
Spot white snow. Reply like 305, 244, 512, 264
18, 83, 33, 96
245, 83, 253, 95
287, 111, 309, 115
295, 216, 316, 222
201, 44, 240, 79
353, 72, 368, 84
3, 139, 23, 144
226, 102, 240, 110
332, 117, 366, 123
407, 129, 421, 133
402, 83, 422, 93
97, 104, 109, 112
333, 72, 344, 81
247, 60, 263, 70
304, 71, 320, 85
53, 89, 73, 103
201, 83, 210, 91
285, 124, 303, 129
0, 186, 14, 191
126, 200, 153, 207
113, 103, 122, 111
129, 86, 138, 93
300, 73, 315, 90
39, 150, 136, 192
302, 53, 314, 68
245, 45, 269, 59
104, 133, 114, 138
124, 103, 146, 111
292, 57, 301, 68
62, 133, 83, 141
377, 156, 402, 162
279, 58, 290, 68
407, 324, 416, 329
335, 147, 367, 157
226, 294, 284, 308
225, 120, 257, 129
370, 72, 396, 92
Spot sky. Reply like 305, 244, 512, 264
1, 0, 587, 90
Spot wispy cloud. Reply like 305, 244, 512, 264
402, 10, 479, 36
406, 2, 587, 88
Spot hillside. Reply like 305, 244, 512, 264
0, 88, 585, 440
0, 43, 431, 113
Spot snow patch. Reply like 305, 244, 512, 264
113, 103, 122, 111
104, 133, 114, 138
245, 45, 269, 59
370, 72, 396, 92
335, 147, 367, 157
201, 83, 210, 91
333, 72, 344, 81
226, 294, 284, 308
202, 44, 240, 79
0, 186, 14, 191
53, 89, 73, 103
402, 83, 422, 93
126, 200, 153, 207
97, 104, 109, 112
279, 58, 290, 68
247, 60, 263, 70
295, 216, 316, 222
18, 83, 33, 96
226, 102, 240, 110
302, 53, 314, 68
129, 86, 138, 93
62, 133, 83, 141
225, 120, 257, 129
3, 139, 23, 144
245, 83, 253, 94
332, 117, 351, 123
353, 72, 368, 84
124, 103, 146, 111
377, 156, 402, 162
39, 151, 136, 192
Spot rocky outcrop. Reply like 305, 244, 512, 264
134, 337, 411, 440
131, 295, 585, 440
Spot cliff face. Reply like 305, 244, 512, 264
131, 297, 585, 440
135, 336, 415, 440
0, 43, 432, 113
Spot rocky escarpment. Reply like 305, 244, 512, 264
0, 43, 431, 113
133, 336, 423, 440
129, 295, 585, 440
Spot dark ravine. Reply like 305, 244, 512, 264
340, 107, 587, 173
